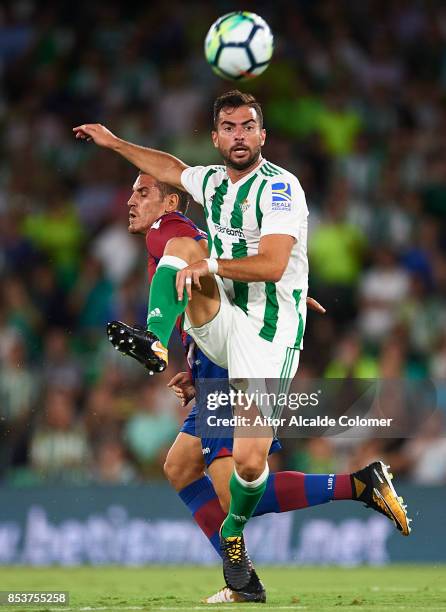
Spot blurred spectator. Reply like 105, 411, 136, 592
22, 184, 84, 288
29, 261, 71, 328
0, 332, 37, 420
430, 333, 446, 379
310, 181, 366, 321
73, 156, 121, 229
0, 332, 36, 476
124, 379, 178, 475
157, 66, 204, 138
0, 211, 38, 274
110, 271, 147, 325
92, 220, 140, 285
2, 276, 41, 352
318, 90, 362, 156
325, 333, 378, 379
29, 387, 89, 483
360, 36, 404, 92
398, 274, 446, 360
401, 217, 439, 285
68, 256, 114, 343
41, 328, 83, 395
338, 133, 380, 198
84, 379, 128, 441
91, 437, 137, 484
401, 413, 446, 485
358, 249, 409, 345
288, 438, 338, 474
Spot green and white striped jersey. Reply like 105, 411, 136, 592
181, 159, 309, 349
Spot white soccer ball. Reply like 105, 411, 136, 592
204, 11, 274, 81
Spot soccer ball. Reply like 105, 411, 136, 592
204, 11, 274, 81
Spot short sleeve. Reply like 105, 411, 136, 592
181, 166, 208, 206
146, 217, 205, 260
259, 177, 308, 240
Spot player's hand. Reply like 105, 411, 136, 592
176, 260, 209, 301
72, 123, 118, 148
167, 371, 196, 407
306, 296, 326, 314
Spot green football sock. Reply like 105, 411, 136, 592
221, 466, 269, 538
146, 256, 188, 347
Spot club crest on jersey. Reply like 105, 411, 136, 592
240, 198, 251, 213
272, 182, 292, 211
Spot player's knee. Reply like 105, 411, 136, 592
163, 457, 178, 485
233, 455, 267, 482
164, 237, 202, 262
163, 458, 187, 489
163, 456, 202, 491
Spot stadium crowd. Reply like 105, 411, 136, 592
1, 0, 446, 486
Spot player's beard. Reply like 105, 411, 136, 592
222, 144, 261, 171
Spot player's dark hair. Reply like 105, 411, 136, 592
213, 90, 263, 128
156, 180, 190, 214
137, 171, 190, 213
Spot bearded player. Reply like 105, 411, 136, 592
108, 171, 411, 603
74, 90, 411, 593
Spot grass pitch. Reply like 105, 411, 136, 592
0, 566, 445, 612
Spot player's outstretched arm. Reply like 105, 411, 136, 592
72, 123, 187, 190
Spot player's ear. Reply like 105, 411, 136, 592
165, 193, 179, 213
261, 128, 266, 145
211, 130, 219, 148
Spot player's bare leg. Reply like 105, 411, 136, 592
207, 456, 233, 513
163, 432, 206, 491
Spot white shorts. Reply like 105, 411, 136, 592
183, 276, 300, 381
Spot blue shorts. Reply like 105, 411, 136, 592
180, 402, 282, 468
180, 345, 281, 467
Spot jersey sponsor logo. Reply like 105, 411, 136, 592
271, 182, 292, 211
151, 219, 162, 229
214, 223, 245, 238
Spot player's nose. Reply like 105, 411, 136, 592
233, 126, 246, 140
